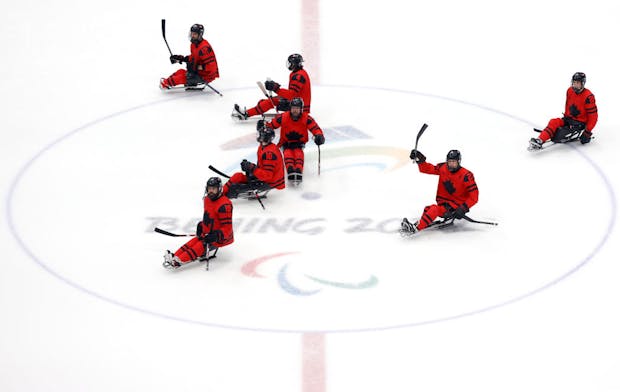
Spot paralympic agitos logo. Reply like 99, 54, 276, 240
147, 125, 408, 294
225, 125, 402, 295
241, 251, 378, 296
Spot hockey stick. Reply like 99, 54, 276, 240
154, 227, 195, 237
253, 190, 266, 210
208, 165, 266, 210
257, 81, 279, 113
317, 145, 321, 176
208, 165, 231, 179
461, 215, 498, 226
414, 123, 429, 152
161, 19, 173, 57
162, 20, 222, 97
205, 83, 223, 97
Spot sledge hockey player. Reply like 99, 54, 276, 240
163, 177, 233, 269
222, 125, 285, 199
401, 149, 479, 234
529, 72, 598, 150
264, 97, 325, 184
159, 23, 219, 90
232, 53, 311, 120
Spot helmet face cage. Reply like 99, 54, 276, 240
571, 72, 586, 93
446, 150, 461, 172
572, 72, 586, 84
189, 24, 204, 42
286, 54, 304, 71
290, 97, 304, 110
289, 97, 303, 119
205, 177, 222, 200
257, 127, 275, 144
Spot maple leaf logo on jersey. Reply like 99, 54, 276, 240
569, 104, 581, 117
442, 180, 456, 195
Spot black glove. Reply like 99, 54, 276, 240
241, 159, 256, 175
453, 203, 469, 219
170, 54, 185, 64
265, 80, 281, 92
580, 130, 592, 144
314, 134, 325, 146
409, 149, 426, 163
256, 119, 265, 131
276, 98, 290, 111
202, 231, 218, 244
196, 221, 204, 237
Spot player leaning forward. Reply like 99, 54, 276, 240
163, 177, 233, 269
401, 149, 479, 234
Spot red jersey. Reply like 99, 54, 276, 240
199, 194, 233, 247
254, 143, 285, 189
563, 87, 598, 131
418, 162, 479, 210
267, 112, 323, 148
188, 38, 219, 81
275, 68, 311, 112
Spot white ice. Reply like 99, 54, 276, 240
1, 1, 620, 391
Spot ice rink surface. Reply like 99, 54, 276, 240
1, 1, 620, 391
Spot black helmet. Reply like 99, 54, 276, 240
257, 126, 275, 144
446, 149, 461, 172
289, 97, 304, 120
290, 97, 304, 110
286, 53, 304, 71
205, 177, 222, 200
189, 24, 204, 43
571, 72, 586, 93
572, 72, 586, 84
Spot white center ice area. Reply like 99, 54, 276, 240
2, 1, 620, 391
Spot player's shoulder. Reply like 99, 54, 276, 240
218, 197, 233, 209
460, 167, 475, 180
291, 69, 309, 82
268, 142, 282, 152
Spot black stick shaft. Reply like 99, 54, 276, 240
208, 165, 265, 209
414, 123, 429, 151
208, 165, 231, 179
253, 191, 266, 210
205, 83, 223, 97
161, 19, 173, 56
462, 215, 498, 226
154, 227, 195, 237
257, 81, 278, 112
